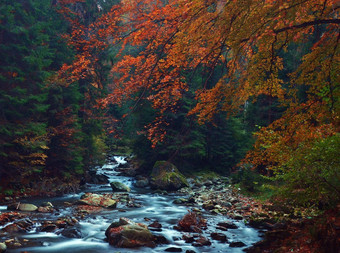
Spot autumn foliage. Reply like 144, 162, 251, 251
59, 0, 339, 170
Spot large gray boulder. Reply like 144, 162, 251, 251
150, 161, 188, 191
105, 217, 155, 248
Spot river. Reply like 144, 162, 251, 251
0, 156, 263, 252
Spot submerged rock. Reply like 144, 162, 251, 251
105, 217, 155, 248
150, 161, 188, 191
110, 181, 131, 192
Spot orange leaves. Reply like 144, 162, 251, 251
58, 0, 339, 150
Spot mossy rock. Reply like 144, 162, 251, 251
150, 161, 188, 191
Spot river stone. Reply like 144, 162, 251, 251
211, 232, 227, 242
0, 242, 6, 252
105, 217, 155, 248
7, 203, 38, 212
217, 221, 238, 229
77, 193, 117, 208
229, 241, 246, 247
110, 181, 131, 192
165, 247, 182, 252
150, 161, 188, 191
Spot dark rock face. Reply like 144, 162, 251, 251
150, 161, 188, 191
86, 170, 109, 184
105, 217, 155, 248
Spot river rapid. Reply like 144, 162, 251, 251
0, 156, 263, 253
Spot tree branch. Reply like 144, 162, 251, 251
274, 19, 340, 33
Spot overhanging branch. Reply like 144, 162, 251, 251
274, 19, 340, 33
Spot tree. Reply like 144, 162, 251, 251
0, 0, 58, 189
60, 0, 339, 199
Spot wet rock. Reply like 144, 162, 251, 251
75, 205, 103, 214
154, 234, 168, 244
210, 232, 228, 242
202, 201, 215, 210
182, 234, 195, 243
105, 217, 155, 248
150, 161, 188, 191
135, 177, 149, 188
2, 218, 33, 233
0, 242, 6, 252
87, 171, 109, 184
7, 203, 38, 212
176, 211, 207, 233
217, 221, 238, 229
77, 193, 117, 208
40, 223, 58, 232
148, 221, 162, 231
165, 247, 182, 252
37, 206, 54, 213
232, 214, 244, 220
192, 236, 211, 246
60, 227, 82, 238
2, 224, 26, 233
229, 241, 246, 247
185, 250, 196, 253
110, 181, 131, 192
173, 198, 187, 204
41, 202, 53, 207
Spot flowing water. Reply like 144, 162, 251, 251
2, 156, 263, 253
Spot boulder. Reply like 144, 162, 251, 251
7, 203, 38, 212
135, 177, 149, 188
76, 193, 117, 208
0, 242, 6, 253
110, 181, 131, 192
150, 161, 188, 191
106, 219, 154, 247
105, 217, 155, 248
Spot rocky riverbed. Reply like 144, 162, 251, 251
0, 156, 283, 253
